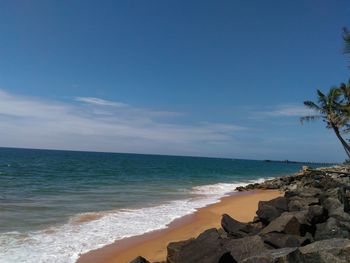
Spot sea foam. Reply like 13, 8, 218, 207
0, 179, 264, 263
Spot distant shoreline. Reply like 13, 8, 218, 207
263, 159, 339, 166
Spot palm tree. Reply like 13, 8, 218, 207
301, 88, 350, 158
339, 79, 350, 119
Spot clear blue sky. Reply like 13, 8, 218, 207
0, 0, 349, 162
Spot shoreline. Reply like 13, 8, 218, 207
77, 189, 282, 263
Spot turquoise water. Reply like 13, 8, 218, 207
0, 147, 305, 263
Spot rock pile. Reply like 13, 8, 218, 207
130, 166, 350, 263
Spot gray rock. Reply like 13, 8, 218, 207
223, 235, 268, 262
329, 207, 350, 221
241, 247, 301, 263
291, 210, 314, 236
221, 214, 259, 238
167, 228, 228, 263
264, 197, 289, 212
338, 186, 350, 212
298, 238, 350, 262
293, 188, 322, 198
314, 217, 349, 241
262, 232, 310, 248
307, 205, 327, 225
260, 213, 300, 235
322, 197, 342, 214
256, 204, 281, 225
287, 197, 319, 212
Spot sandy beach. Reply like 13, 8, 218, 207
78, 189, 281, 263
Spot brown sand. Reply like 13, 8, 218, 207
78, 190, 281, 263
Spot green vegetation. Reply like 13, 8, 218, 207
301, 28, 350, 159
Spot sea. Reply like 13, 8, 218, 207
0, 147, 309, 263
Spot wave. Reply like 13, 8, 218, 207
0, 179, 266, 263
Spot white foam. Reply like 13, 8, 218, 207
0, 179, 265, 263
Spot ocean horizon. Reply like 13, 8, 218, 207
0, 147, 311, 263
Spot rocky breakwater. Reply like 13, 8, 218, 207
130, 166, 350, 263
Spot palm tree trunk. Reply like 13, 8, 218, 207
331, 123, 350, 159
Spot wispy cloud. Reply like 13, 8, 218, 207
260, 104, 316, 117
76, 96, 181, 118
0, 90, 244, 155
75, 97, 128, 107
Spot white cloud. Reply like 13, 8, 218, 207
0, 90, 244, 155
261, 104, 316, 117
75, 97, 128, 107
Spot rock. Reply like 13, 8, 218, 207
285, 188, 321, 199
291, 210, 314, 236
129, 256, 150, 263
322, 197, 342, 214
235, 186, 245, 192
314, 217, 349, 241
221, 214, 259, 238
330, 207, 350, 222
167, 228, 228, 263
307, 205, 328, 225
261, 232, 311, 248
241, 247, 301, 263
316, 175, 342, 189
287, 197, 319, 211
338, 220, 350, 232
338, 186, 350, 212
223, 235, 268, 262
265, 196, 289, 212
288, 199, 306, 212
302, 166, 310, 172
260, 213, 300, 235
256, 204, 281, 225
218, 253, 236, 263
298, 238, 350, 262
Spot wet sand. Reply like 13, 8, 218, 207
78, 189, 281, 263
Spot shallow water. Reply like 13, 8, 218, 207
0, 147, 306, 262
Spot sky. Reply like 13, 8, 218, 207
0, 0, 349, 162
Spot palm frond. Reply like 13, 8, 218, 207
300, 115, 322, 124
303, 100, 321, 111
316, 89, 327, 107
328, 87, 342, 101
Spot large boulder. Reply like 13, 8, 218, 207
338, 186, 350, 212
261, 232, 311, 248
260, 213, 300, 236
287, 197, 319, 212
241, 247, 301, 263
256, 197, 288, 224
298, 238, 350, 262
223, 235, 268, 262
221, 214, 260, 238
322, 197, 342, 214
314, 217, 349, 241
327, 207, 350, 222
307, 205, 327, 225
315, 175, 342, 190
265, 197, 289, 211
285, 188, 322, 199
256, 204, 281, 225
167, 228, 230, 263
290, 210, 313, 233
